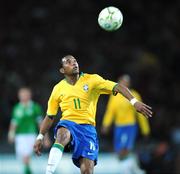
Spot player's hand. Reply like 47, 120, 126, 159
7, 131, 15, 144
34, 139, 43, 156
134, 101, 152, 118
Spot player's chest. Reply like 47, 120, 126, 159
15, 106, 35, 118
59, 82, 92, 100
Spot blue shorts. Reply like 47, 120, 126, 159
54, 120, 99, 168
114, 124, 138, 152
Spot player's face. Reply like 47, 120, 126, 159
18, 88, 32, 103
62, 56, 79, 75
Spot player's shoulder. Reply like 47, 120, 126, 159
53, 79, 66, 89
12, 102, 22, 112
131, 89, 139, 95
83, 73, 102, 79
13, 103, 20, 109
82, 73, 104, 84
31, 101, 42, 108
131, 89, 141, 98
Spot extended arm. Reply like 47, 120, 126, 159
34, 115, 54, 156
113, 83, 152, 118
39, 115, 54, 135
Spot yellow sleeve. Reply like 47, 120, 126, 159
102, 95, 116, 127
137, 114, 151, 136
46, 85, 61, 116
93, 74, 117, 95
133, 90, 151, 136
132, 90, 142, 101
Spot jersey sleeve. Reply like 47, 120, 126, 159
133, 90, 151, 135
102, 95, 116, 127
46, 85, 61, 116
93, 74, 117, 95
11, 106, 20, 126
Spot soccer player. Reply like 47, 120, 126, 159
101, 74, 151, 174
33, 55, 152, 174
8, 87, 44, 174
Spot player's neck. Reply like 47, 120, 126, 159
65, 74, 80, 85
20, 100, 31, 106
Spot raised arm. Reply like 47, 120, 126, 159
113, 83, 152, 118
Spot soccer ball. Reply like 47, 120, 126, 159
98, 6, 123, 31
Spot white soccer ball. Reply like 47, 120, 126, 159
98, 6, 123, 31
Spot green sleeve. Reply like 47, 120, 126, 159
35, 103, 43, 123
11, 105, 20, 126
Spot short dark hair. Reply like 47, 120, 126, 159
60, 55, 74, 67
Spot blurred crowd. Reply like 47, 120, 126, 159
0, 0, 180, 173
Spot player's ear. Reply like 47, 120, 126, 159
60, 67, 64, 74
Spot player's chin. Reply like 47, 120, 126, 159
72, 69, 79, 74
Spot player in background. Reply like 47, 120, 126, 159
33, 55, 152, 174
101, 74, 151, 174
8, 87, 50, 174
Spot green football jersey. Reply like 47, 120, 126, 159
11, 101, 43, 134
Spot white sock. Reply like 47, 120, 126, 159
119, 154, 146, 174
46, 143, 64, 174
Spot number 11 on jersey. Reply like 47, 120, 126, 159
73, 98, 81, 109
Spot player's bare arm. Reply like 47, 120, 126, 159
8, 123, 17, 144
114, 83, 152, 118
34, 115, 54, 156
37, 119, 51, 148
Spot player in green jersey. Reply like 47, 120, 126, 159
8, 87, 44, 174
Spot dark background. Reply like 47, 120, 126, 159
0, 0, 180, 173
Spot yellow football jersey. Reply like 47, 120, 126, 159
102, 89, 150, 135
47, 73, 117, 126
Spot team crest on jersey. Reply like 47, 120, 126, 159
83, 84, 89, 92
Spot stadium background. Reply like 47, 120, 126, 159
0, 0, 180, 173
